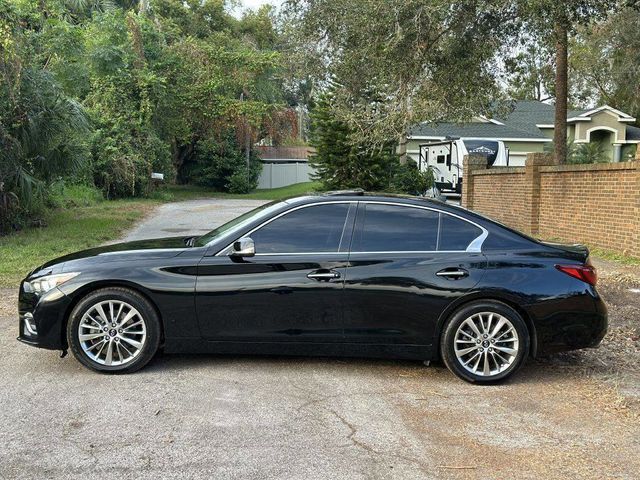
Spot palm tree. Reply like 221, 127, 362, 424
1, 68, 90, 212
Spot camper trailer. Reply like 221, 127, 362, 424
417, 138, 509, 197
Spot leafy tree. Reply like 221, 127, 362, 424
309, 90, 399, 191
0, 1, 90, 229
515, 0, 620, 164
570, 7, 640, 120
283, 0, 517, 159
309, 88, 433, 194
183, 133, 261, 194
504, 41, 555, 101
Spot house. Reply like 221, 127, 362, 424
406, 100, 640, 166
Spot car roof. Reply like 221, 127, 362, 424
282, 191, 463, 214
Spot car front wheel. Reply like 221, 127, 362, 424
67, 287, 161, 373
440, 301, 529, 383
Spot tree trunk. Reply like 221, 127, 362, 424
553, 21, 568, 165
245, 122, 251, 170
398, 132, 408, 164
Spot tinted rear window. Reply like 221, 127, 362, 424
353, 204, 483, 252
354, 204, 439, 252
439, 214, 483, 250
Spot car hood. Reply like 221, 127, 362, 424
31, 236, 194, 277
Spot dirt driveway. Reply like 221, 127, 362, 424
1, 199, 639, 479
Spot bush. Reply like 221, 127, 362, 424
227, 166, 261, 194
388, 162, 435, 195
569, 143, 608, 164
49, 181, 104, 208
184, 134, 262, 193
91, 128, 174, 199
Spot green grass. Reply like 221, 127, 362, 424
0, 199, 158, 287
589, 247, 640, 266
0, 181, 321, 287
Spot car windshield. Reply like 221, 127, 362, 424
194, 201, 283, 248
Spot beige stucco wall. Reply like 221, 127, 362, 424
574, 110, 626, 143
539, 127, 554, 139
504, 141, 547, 166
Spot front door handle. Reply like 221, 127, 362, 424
436, 268, 469, 279
307, 270, 341, 281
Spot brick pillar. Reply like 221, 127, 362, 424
461, 154, 487, 210
524, 153, 554, 236
634, 161, 640, 258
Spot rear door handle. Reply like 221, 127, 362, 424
307, 270, 341, 281
436, 268, 469, 279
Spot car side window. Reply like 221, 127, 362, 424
438, 213, 483, 251
251, 204, 350, 254
354, 204, 439, 252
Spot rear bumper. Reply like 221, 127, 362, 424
17, 283, 71, 350
533, 294, 608, 355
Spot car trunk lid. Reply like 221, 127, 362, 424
539, 241, 590, 263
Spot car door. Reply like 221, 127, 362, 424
343, 202, 488, 346
195, 202, 355, 343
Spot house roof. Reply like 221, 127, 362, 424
407, 121, 549, 141
495, 100, 586, 132
408, 100, 637, 143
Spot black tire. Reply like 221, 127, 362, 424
67, 287, 161, 373
440, 300, 529, 384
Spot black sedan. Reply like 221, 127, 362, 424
17, 192, 607, 383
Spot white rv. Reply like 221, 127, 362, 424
417, 138, 509, 197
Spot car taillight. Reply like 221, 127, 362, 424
555, 264, 597, 286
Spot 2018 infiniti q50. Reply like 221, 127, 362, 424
17, 191, 607, 383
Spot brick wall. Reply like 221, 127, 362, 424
462, 154, 640, 258
469, 169, 529, 232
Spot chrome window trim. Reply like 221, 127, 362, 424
215, 201, 355, 256
249, 250, 475, 256
216, 199, 488, 257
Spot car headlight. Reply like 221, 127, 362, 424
24, 272, 81, 295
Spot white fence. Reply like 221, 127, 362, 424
257, 162, 316, 189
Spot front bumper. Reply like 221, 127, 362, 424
17, 283, 72, 350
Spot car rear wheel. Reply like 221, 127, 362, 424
67, 287, 161, 373
440, 301, 529, 383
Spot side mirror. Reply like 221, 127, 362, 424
230, 237, 255, 257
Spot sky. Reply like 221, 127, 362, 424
232, 0, 283, 17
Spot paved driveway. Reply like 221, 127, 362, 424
1, 199, 639, 479
120, 199, 268, 241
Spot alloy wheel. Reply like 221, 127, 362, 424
78, 300, 147, 366
453, 312, 519, 377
